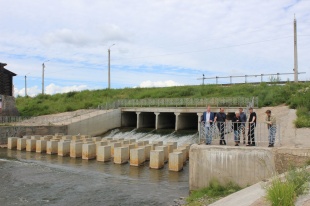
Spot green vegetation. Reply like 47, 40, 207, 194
266, 167, 310, 206
186, 179, 242, 206
16, 82, 310, 127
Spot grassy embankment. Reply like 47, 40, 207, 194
16, 82, 310, 127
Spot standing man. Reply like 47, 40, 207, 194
232, 111, 241, 146
247, 107, 256, 146
201, 105, 215, 145
214, 108, 227, 145
265, 110, 277, 147
239, 108, 247, 144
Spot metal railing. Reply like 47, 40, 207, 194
99, 97, 258, 110
199, 121, 280, 146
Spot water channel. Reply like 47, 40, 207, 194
0, 129, 197, 206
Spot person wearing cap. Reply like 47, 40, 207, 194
265, 110, 277, 147
200, 105, 215, 145
247, 107, 256, 146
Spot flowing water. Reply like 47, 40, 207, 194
0, 129, 197, 206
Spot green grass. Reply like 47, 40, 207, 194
266, 167, 310, 206
15, 82, 310, 127
186, 179, 242, 206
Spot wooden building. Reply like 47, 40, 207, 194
0, 62, 16, 96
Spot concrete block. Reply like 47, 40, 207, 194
22, 135, 31, 139
8, 137, 18, 149
152, 141, 163, 146
150, 150, 164, 169
82, 143, 96, 160
109, 140, 118, 143
147, 144, 156, 150
121, 140, 130, 145
72, 135, 81, 141
141, 145, 151, 161
189, 145, 276, 190
127, 144, 136, 158
26, 139, 36, 152
169, 152, 183, 172
167, 142, 178, 148
31, 135, 42, 140
135, 142, 144, 148
105, 137, 113, 141
70, 142, 83, 158
92, 137, 102, 142
62, 135, 72, 140
17, 138, 26, 150
180, 144, 190, 159
109, 142, 121, 157
155, 146, 169, 162
114, 147, 129, 164
130, 148, 145, 166
97, 145, 111, 162
96, 141, 108, 154
138, 140, 149, 145
40, 136, 52, 141
166, 144, 177, 153
174, 148, 187, 163
55, 133, 64, 136
58, 141, 71, 156
36, 140, 47, 153
47, 140, 59, 154
129, 139, 136, 144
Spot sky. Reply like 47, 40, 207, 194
1, 0, 309, 97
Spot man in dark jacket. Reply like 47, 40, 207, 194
214, 108, 227, 145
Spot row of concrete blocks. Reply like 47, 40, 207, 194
7, 135, 191, 172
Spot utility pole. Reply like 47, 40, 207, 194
25, 75, 27, 97
108, 44, 115, 89
202, 74, 205, 85
294, 15, 298, 83
42, 60, 49, 95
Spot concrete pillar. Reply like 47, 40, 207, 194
114, 147, 129, 164
135, 142, 144, 148
129, 139, 136, 144
174, 148, 186, 164
166, 144, 177, 153
82, 143, 96, 160
96, 141, 108, 155
47, 140, 59, 154
155, 146, 169, 162
108, 142, 121, 157
152, 141, 163, 146
142, 145, 151, 161
175, 112, 180, 131
70, 142, 83, 158
127, 144, 136, 158
26, 139, 36, 152
155, 112, 160, 130
36, 140, 47, 153
8, 137, 18, 149
169, 152, 183, 172
167, 142, 178, 149
58, 141, 71, 156
130, 148, 145, 166
150, 150, 164, 169
97, 145, 111, 162
136, 112, 141, 129
17, 138, 26, 150
179, 145, 190, 160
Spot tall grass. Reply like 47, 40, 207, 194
266, 167, 310, 206
15, 82, 310, 127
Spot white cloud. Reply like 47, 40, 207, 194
139, 80, 182, 88
14, 86, 40, 97
45, 83, 88, 95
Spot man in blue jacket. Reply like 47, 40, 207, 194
201, 105, 215, 145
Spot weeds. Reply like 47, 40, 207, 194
266, 167, 310, 206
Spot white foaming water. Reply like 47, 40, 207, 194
103, 128, 198, 145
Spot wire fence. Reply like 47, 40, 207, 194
98, 97, 258, 110
199, 121, 280, 146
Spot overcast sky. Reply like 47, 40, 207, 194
1, 0, 309, 97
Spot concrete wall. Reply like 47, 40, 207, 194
189, 145, 276, 190
0, 95, 19, 116
156, 112, 175, 129
68, 109, 121, 136
0, 125, 67, 144
176, 113, 198, 130
137, 112, 156, 128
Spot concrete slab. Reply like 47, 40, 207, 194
70, 142, 83, 158
114, 147, 129, 164
82, 143, 96, 160
36, 140, 47, 153
130, 148, 145, 166
17, 138, 26, 150
150, 150, 164, 169
169, 152, 183, 172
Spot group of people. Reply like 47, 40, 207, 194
200, 106, 277, 147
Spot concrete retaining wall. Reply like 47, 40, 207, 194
0, 95, 19, 116
68, 109, 121, 136
189, 145, 276, 190
0, 125, 67, 144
